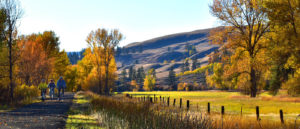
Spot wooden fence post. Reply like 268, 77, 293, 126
180, 98, 182, 108
256, 106, 260, 121
207, 102, 210, 114
144, 96, 145, 102
150, 97, 153, 103
221, 106, 225, 115
160, 96, 161, 102
187, 100, 190, 110
167, 97, 170, 106
173, 99, 176, 106
241, 106, 243, 116
163, 97, 165, 104
280, 109, 284, 124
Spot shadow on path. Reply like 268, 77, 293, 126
0, 92, 74, 129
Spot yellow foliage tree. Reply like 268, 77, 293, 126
143, 69, 156, 91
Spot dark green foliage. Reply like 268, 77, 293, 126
136, 67, 145, 86
192, 58, 198, 71
67, 49, 85, 65
185, 59, 190, 71
269, 65, 281, 96
168, 66, 177, 90
185, 44, 197, 56
116, 46, 121, 56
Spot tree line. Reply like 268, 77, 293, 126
0, 0, 71, 103
207, 0, 300, 97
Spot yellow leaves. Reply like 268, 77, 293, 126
143, 70, 156, 91
130, 80, 139, 91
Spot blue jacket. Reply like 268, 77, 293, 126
48, 82, 56, 89
57, 79, 66, 89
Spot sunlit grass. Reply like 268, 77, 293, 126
121, 90, 300, 121
65, 92, 102, 129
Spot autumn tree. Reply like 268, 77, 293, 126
210, 0, 270, 97
86, 28, 122, 95
1, 0, 23, 101
206, 63, 229, 90
17, 36, 51, 86
54, 50, 70, 77
265, 0, 300, 96
143, 69, 156, 91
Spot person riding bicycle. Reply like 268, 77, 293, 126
38, 79, 47, 101
48, 79, 56, 100
57, 76, 66, 101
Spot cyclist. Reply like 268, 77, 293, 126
57, 77, 66, 101
48, 79, 56, 100
38, 79, 47, 101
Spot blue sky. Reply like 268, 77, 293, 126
19, 0, 217, 52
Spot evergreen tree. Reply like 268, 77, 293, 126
192, 58, 198, 71
168, 66, 177, 90
129, 66, 133, 80
132, 68, 137, 81
116, 46, 122, 56
136, 67, 143, 85
120, 69, 128, 89
185, 59, 190, 71
181, 61, 185, 73
152, 69, 156, 79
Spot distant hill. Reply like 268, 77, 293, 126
116, 28, 219, 87
66, 28, 219, 88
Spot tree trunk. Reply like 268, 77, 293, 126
9, 34, 13, 102
250, 67, 257, 97
98, 67, 102, 94
104, 63, 109, 95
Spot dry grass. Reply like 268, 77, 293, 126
81, 91, 300, 129
261, 96, 300, 103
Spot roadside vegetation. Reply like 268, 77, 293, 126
72, 91, 299, 129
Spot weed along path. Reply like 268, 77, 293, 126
0, 92, 74, 129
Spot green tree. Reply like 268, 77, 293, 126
120, 69, 128, 89
136, 67, 145, 86
184, 58, 190, 71
168, 66, 177, 90
192, 58, 197, 71
128, 66, 134, 80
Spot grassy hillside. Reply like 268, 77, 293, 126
116, 28, 219, 87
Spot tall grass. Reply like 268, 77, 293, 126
84, 91, 300, 129
86, 91, 214, 129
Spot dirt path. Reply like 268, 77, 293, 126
0, 92, 74, 129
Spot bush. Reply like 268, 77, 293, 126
14, 84, 40, 103
0, 82, 10, 104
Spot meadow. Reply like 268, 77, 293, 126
121, 90, 300, 122
64, 91, 300, 129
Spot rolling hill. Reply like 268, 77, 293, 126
116, 28, 219, 87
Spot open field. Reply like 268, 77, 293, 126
121, 90, 300, 122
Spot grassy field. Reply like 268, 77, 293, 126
121, 90, 300, 122
65, 92, 102, 129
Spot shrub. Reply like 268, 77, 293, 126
14, 84, 39, 104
